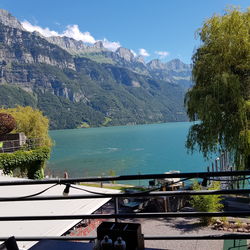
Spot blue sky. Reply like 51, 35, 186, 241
0, 0, 249, 63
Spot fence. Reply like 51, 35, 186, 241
206, 152, 247, 189
0, 138, 43, 153
0, 170, 250, 244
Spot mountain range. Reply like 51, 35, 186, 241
0, 9, 192, 129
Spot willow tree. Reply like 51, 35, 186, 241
185, 7, 250, 169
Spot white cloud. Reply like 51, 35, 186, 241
21, 20, 121, 48
62, 25, 95, 44
102, 38, 121, 51
155, 50, 170, 58
22, 21, 99, 44
131, 50, 137, 57
21, 20, 60, 37
22, 21, 96, 44
139, 48, 150, 57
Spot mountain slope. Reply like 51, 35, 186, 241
0, 9, 188, 129
47, 37, 192, 88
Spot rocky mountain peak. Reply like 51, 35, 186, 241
46, 36, 87, 54
93, 41, 104, 49
147, 59, 166, 70
32, 31, 42, 37
135, 55, 145, 64
0, 9, 24, 30
116, 47, 134, 62
165, 59, 191, 71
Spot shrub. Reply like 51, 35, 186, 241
190, 181, 223, 225
0, 146, 50, 179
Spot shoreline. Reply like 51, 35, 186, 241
80, 182, 135, 190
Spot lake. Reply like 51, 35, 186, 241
47, 122, 211, 182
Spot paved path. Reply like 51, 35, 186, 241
124, 217, 224, 250
88, 200, 250, 250
89, 217, 227, 250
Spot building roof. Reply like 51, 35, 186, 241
0, 175, 120, 249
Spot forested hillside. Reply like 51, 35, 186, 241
0, 9, 190, 129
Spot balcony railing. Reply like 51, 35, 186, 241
0, 170, 249, 246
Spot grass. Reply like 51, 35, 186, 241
77, 53, 115, 64
81, 183, 125, 190
80, 182, 148, 191
78, 122, 90, 128
102, 117, 112, 126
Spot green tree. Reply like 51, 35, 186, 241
0, 106, 52, 147
185, 7, 250, 168
0, 106, 52, 179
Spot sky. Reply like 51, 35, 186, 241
0, 0, 249, 64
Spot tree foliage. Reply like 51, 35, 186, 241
0, 113, 16, 135
0, 106, 52, 147
185, 7, 250, 168
191, 181, 223, 225
0, 106, 52, 179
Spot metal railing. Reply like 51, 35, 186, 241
0, 170, 250, 243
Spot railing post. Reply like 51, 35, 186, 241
162, 185, 168, 212
114, 197, 119, 223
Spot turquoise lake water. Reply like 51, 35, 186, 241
47, 122, 211, 180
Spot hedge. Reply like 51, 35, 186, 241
0, 146, 51, 179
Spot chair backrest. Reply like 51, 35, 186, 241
0, 237, 19, 250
